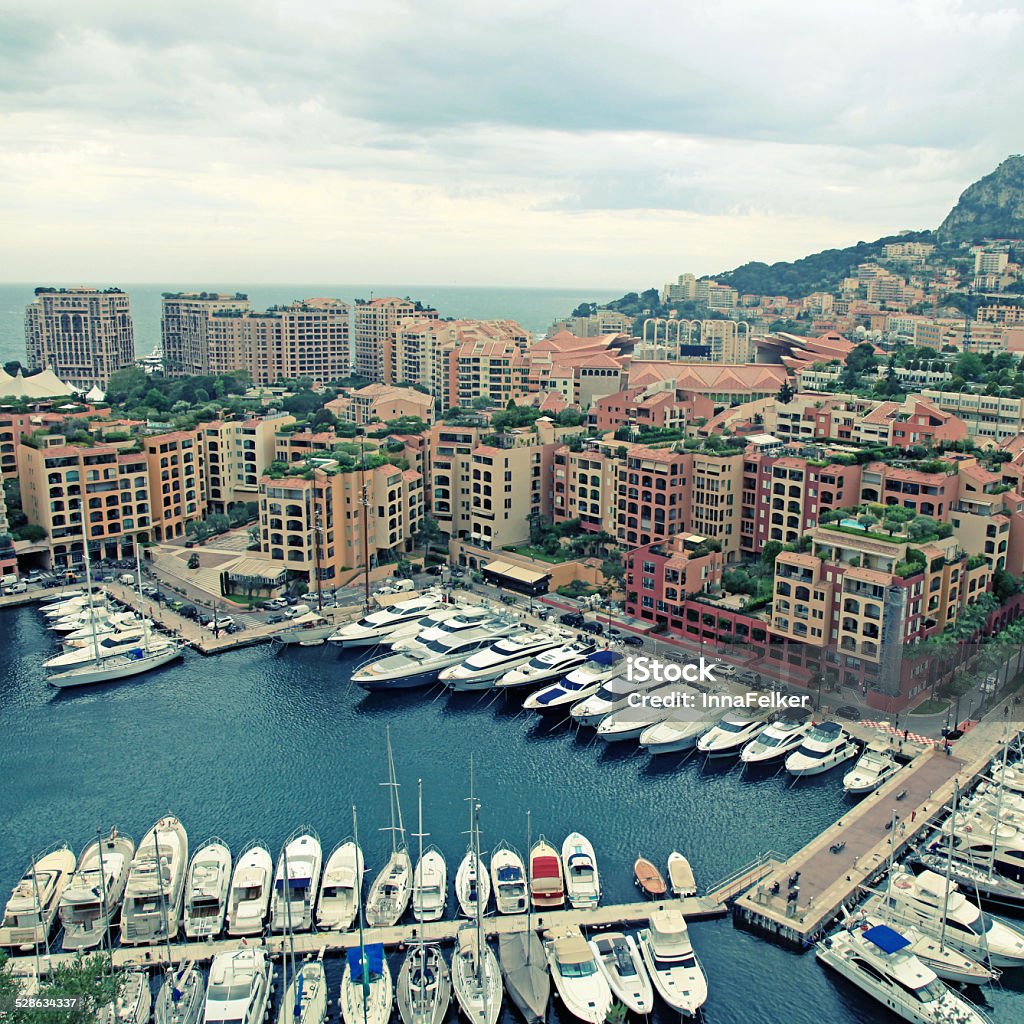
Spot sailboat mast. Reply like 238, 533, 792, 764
153, 823, 174, 966
525, 810, 532, 953
474, 800, 486, 1022
83, 540, 101, 665
134, 538, 152, 654
282, 837, 297, 1011
95, 830, 110, 963
989, 727, 1010, 880
29, 853, 46, 978
415, 779, 426, 977
941, 782, 959, 948
353, 805, 370, 1024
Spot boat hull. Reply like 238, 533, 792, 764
48, 645, 183, 689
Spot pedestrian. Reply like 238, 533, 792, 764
903, 728, 909, 741
911, 810, 916, 823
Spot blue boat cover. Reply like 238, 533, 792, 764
276, 876, 311, 891
348, 944, 384, 981
589, 650, 620, 666
863, 924, 910, 954
292, 974, 304, 1018
497, 866, 522, 881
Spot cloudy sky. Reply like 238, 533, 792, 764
1, 0, 1022, 288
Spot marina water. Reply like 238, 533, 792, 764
3, 607, 1024, 1022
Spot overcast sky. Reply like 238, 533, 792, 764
1, 0, 1022, 289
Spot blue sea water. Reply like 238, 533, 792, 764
3, 605, 1024, 1023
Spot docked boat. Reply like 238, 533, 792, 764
389, 606, 493, 653
816, 922, 989, 1024
155, 962, 206, 1024
270, 830, 322, 933
328, 593, 445, 647
226, 842, 273, 937
561, 833, 600, 910
273, 613, 337, 646
183, 838, 232, 939
597, 684, 698, 743
203, 947, 274, 1024
278, 957, 328, 1024
529, 838, 565, 909
48, 642, 184, 689
495, 638, 597, 690
412, 848, 447, 922
451, 926, 502, 1024
317, 841, 363, 931
525, 652, 625, 716
696, 710, 767, 758
544, 927, 612, 1024
0, 846, 77, 951
843, 740, 900, 795
668, 852, 697, 898
397, 944, 450, 1024
57, 610, 139, 637
589, 932, 654, 1015
456, 849, 490, 918
440, 630, 567, 691
366, 729, 413, 927
639, 717, 706, 755
121, 815, 188, 945
44, 628, 175, 669
739, 716, 812, 766
634, 857, 667, 898
98, 968, 152, 1024
915, 846, 1024, 910
340, 944, 393, 1024
59, 829, 135, 950
497, 929, 549, 1024
990, 761, 1024, 795
637, 909, 707, 1017
490, 845, 528, 915
785, 721, 859, 777
940, 808, 1024, 884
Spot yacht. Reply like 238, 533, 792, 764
121, 816, 188, 945
785, 721, 859, 776
597, 684, 698, 743
843, 740, 900, 795
390, 606, 492, 653
412, 847, 448, 922
561, 833, 600, 910
637, 909, 707, 1017
529, 838, 564, 909
56, 610, 139, 636
589, 932, 654, 1015
456, 849, 490, 918
366, 729, 413, 927
42, 593, 104, 619
739, 716, 812, 767
941, 808, 1024, 883
397, 944, 451, 1024
45, 629, 175, 669
270, 830, 322, 933
816, 922, 989, 1024
317, 841, 363, 931
352, 616, 516, 690
61, 615, 150, 644
98, 969, 152, 1024
183, 838, 232, 939
490, 845, 528, 914
226, 842, 273, 937
695, 710, 767, 758
278, 957, 328, 1024
155, 962, 206, 1024
48, 641, 185, 689
328, 593, 445, 647
451, 925, 502, 1024
0, 846, 77, 951
525, 653, 625, 716
639, 718, 707, 755
498, 929, 549, 1024
668, 852, 697, 898
440, 630, 567, 691
340, 944, 393, 1024
543, 927, 612, 1024
915, 845, 1024, 910
59, 829, 135, 951
495, 638, 597, 690
872, 867, 1024, 967
203, 947, 274, 1024
990, 761, 1024, 795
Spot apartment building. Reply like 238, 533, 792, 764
328, 383, 435, 426
353, 297, 437, 383
590, 383, 715, 434
548, 309, 634, 337
623, 534, 724, 627
552, 446, 617, 533
454, 337, 529, 409
921, 390, 1024, 443
25, 288, 135, 389
143, 431, 206, 541
161, 292, 251, 376
202, 414, 295, 513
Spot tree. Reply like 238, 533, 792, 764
206, 513, 230, 534
761, 541, 784, 568
857, 513, 879, 531
310, 407, 337, 431
186, 520, 212, 542
1, 951, 123, 1024
417, 516, 443, 556
993, 567, 1023, 604
776, 380, 795, 404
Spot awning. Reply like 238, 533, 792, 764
483, 559, 550, 586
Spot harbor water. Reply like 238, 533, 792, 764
2, 604, 1023, 1023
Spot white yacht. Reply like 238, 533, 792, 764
544, 927, 612, 1024
366, 729, 413, 927
990, 761, 1024, 795
203, 947, 275, 1024
61, 615, 148, 643
637, 909, 707, 1017
566, 671, 646, 725
739, 716, 812, 767
816, 922, 989, 1024
0, 846, 77, 951
640, 718, 707, 755
525, 653, 625, 716
597, 684, 698, 743
45, 629, 174, 669
155, 961, 206, 1024
48, 641, 184, 689
413, 848, 448, 922
98, 969, 152, 1024
59, 829, 135, 950
352, 616, 516, 690
42, 593, 104, 619
340, 944, 393, 1024
456, 849, 490, 919
589, 932, 654, 1015
785, 721, 859, 776
941, 808, 1024, 883
278, 958, 328, 1024
561, 833, 600, 910
226, 842, 273, 937
55, 610, 138, 636
495, 638, 597, 690
270, 830, 322, 933
121, 816, 188, 945
397, 943, 451, 1024
451, 926, 502, 1024
183, 838, 232, 939
440, 630, 567, 691
317, 841, 363, 931
843, 740, 900, 795
490, 845, 528, 915
667, 852, 697, 898
695, 710, 767, 758
328, 593, 445, 647
390, 606, 492, 653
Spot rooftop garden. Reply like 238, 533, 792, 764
818, 505, 954, 544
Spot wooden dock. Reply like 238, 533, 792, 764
8, 896, 726, 972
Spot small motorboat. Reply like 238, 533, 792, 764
634, 857, 666, 898
843, 740, 900, 795
490, 845, 528, 915
561, 833, 600, 910
667, 852, 696, 898
529, 839, 565, 909
589, 932, 654, 1015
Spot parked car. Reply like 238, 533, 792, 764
205, 616, 234, 631
425, 565, 445, 576
141, 584, 159, 597
267, 613, 287, 624
261, 598, 287, 611
179, 605, 199, 620
581, 620, 604, 636
559, 612, 585, 628
622, 634, 644, 647
3, 581, 27, 595
834, 705, 862, 721
284, 604, 311, 620
168, 599, 186, 612
715, 664, 738, 677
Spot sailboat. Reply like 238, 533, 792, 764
154, 961, 206, 1024
456, 757, 490, 918
451, 799, 502, 1024
397, 779, 452, 1024
497, 811, 550, 1024
365, 727, 413, 927
340, 806, 393, 1024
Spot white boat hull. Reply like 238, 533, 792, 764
48, 645, 183, 689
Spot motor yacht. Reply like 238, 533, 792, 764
226, 842, 273, 937
561, 833, 600, 910
59, 829, 135, 950
317, 841, 363, 931
278, 957, 328, 1024
529, 838, 564, 909
490, 845, 528, 915
843, 740, 900, 795
55, 610, 138, 636
98, 968, 152, 1024
389, 606, 491, 653
668, 852, 697, 898
739, 716, 812, 766
555, 669, 642, 726
639, 718, 707, 755
412, 847, 448, 922
589, 932, 654, 1015
270, 830, 322, 933
637, 909, 707, 1017
328, 593, 445, 647
0, 846, 77, 951
120, 816, 188, 945
596, 684, 698, 743
155, 961, 206, 1024
340, 944, 393, 1024
785, 721, 859, 776
203, 947, 274, 1024
183, 838, 232, 939
990, 761, 1024, 795
543, 927, 612, 1024
941, 808, 1024, 883
440, 630, 568, 691
495, 638, 598, 690
695, 710, 767, 758
915, 846, 1024, 911
451, 926, 502, 1024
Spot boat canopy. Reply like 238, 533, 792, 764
588, 650, 621, 666
347, 944, 384, 981
553, 935, 591, 964
863, 924, 911, 954
482, 560, 550, 596
497, 866, 522, 882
